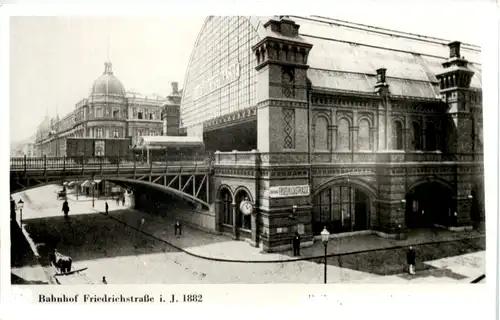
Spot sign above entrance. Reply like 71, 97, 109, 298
269, 185, 310, 198
193, 63, 240, 101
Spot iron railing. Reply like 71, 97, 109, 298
10, 153, 215, 172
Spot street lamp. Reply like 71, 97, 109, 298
18, 199, 24, 226
288, 205, 298, 248
320, 226, 330, 284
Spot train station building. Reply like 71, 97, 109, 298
180, 16, 484, 251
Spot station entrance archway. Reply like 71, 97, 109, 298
312, 183, 372, 235
405, 181, 454, 228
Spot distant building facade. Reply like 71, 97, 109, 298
34, 61, 182, 157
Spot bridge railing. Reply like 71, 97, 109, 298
10, 153, 215, 172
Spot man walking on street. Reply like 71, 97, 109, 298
407, 246, 416, 275
10, 196, 16, 221
105, 201, 109, 215
174, 220, 182, 238
122, 197, 125, 206
62, 200, 70, 218
116, 197, 120, 206
292, 232, 301, 256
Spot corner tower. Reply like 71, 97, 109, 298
252, 16, 313, 153
436, 41, 480, 226
251, 16, 314, 251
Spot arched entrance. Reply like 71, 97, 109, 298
312, 184, 371, 235
234, 188, 252, 239
405, 181, 454, 228
218, 187, 234, 234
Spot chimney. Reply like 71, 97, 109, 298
171, 82, 179, 94
448, 41, 461, 59
376, 68, 387, 84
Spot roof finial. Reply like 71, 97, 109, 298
107, 34, 111, 62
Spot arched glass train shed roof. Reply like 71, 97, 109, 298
185, 16, 482, 100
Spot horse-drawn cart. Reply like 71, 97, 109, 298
50, 250, 95, 284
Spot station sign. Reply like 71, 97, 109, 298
269, 185, 310, 198
193, 63, 240, 101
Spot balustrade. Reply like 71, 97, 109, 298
213, 150, 483, 166
10, 153, 213, 172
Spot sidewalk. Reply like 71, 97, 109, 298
11, 221, 53, 285
91, 204, 485, 263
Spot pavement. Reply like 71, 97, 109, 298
11, 184, 486, 284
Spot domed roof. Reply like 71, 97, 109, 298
90, 61, 126, 97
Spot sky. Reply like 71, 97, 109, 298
8, 6, 490, 143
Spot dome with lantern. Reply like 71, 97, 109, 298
89, 61, 126, 97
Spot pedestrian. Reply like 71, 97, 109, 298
102, 276, 107, 284
62, 199, 70, 218
174, 220, 182, 238
293, 232, 301, 256
122, 196, 125, 206
116, 197, 119, 206
105, 201, 109, 215
10, 196, 16, 221
138, 218, 145, 230
407, 246, 416, 275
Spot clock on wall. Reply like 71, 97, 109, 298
239, 199, 254, 216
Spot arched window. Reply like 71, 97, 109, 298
412, 122, 422, 150
338, 118, 351, 150
358, 119, 370, 150
221, 190, 233, 226
426, 122, 437, 151
314, 116, 329, 150
392, 121, 404, 150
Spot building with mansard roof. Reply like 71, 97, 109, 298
34, 61, 182, 157
179, 16, 484, 251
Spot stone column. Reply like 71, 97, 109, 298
421, 116, 427, 150
370, 127, 378, 151
330, 125, 338, 151
350, 126, 359, 151
214, 199, 222, 232
232, 202, 239, 240
251, 206, 259, 247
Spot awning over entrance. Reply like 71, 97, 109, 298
80, 180, 90, 187
68, 181, 77, 187
137, 136, 204, 149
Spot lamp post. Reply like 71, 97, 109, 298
320, 226, 330, 284
288, 205, 298, 249
467, 194, 476, 228
18, 199, 24, 226
92, 181, 95, 208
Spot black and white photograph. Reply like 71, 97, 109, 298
5, 5, 495, 296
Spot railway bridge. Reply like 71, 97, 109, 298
10, 150, 484, 252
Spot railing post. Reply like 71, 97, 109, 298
23, 155, 27, 173
43, 155, 47, 174
133, 155, 136, 178
81, 156, 85, 176
63, 155, 66, 173
100, 157, 103, 176
117, 155, 120, 176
